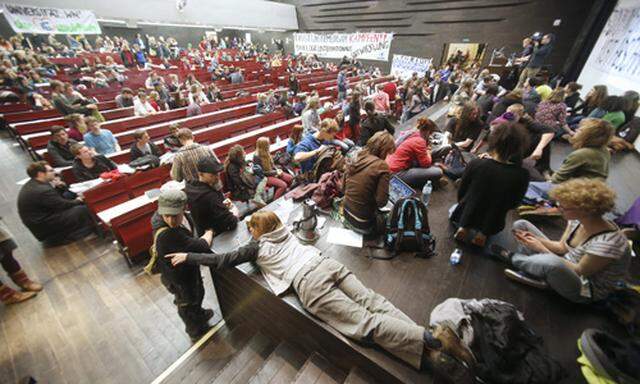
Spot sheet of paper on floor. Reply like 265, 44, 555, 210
327, 227, 363, 248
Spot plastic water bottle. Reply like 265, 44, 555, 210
422, 181, 433, 206
450, 248, 462, 265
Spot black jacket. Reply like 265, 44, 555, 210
185, 181, 238, 237
225, 161, 255, 202
72, 155, 117, 182
47, 139, 78, 167
186, 241, 259, 271
17, 179, 83, 240
151, 212, 212, 285
358, 113, 395, 146
429, 81, 450, 104
130, 142, 162, 162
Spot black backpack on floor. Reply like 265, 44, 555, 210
385, 197, 436, 258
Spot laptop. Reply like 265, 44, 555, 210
386, 176, 417, 209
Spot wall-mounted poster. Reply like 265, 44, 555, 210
1, 3, 101, 35
390, 54, 433, 80
294, 32, 393, 61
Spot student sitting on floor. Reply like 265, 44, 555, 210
253, 137, 293, 200
358, 100, 395, 147
444, 102, 484, 153
165, 211, 475, 382
18, 161, 96, 246
185, 158, 239, 237
386, 117, 444, 191
451, 122, 530, 248
522, 118, 613, 216
343, 131, 396, 235
491, 178, 631, 304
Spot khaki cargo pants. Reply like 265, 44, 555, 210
292, 257, 425, 369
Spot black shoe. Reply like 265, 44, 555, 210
203, 308, 214, 321
188, 324, 213, 342
489, 244, 513, 264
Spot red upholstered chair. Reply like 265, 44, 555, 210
110, 201, 158, 265
83, 178, 133, 214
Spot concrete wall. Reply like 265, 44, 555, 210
277, 0, 599, 74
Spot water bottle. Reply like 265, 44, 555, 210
450, 248, 462, 265
422, 180, 433, 206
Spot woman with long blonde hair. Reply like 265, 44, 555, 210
522, 118, 614, 216
253, 137, 293, 199
166, 210, 475, 381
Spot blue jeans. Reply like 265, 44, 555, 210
524, 181, 553, 203
509, 220, 589, 303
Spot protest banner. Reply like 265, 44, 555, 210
390, 54, 433, 80
294, 32, 393, 61
1, 4, 101, 35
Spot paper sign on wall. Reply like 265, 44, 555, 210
390, 54, 433, 80
294, 32, 393, 61
1, 3, 101, 35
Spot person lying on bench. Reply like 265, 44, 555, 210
166, 211, 475, 383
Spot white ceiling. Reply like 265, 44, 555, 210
12, 0, 298, 31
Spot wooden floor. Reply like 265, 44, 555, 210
0, 103, 639, 383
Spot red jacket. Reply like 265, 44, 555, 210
382, 82, 397, 101
386, 131, 432, 172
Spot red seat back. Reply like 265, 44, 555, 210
83, 178, 133, 213
110, 201, 158, 260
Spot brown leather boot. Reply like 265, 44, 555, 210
432, 324, 476, 368
10, 270, 43, 292
0, 284, 37, 305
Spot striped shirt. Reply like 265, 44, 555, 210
170, 143, 218, 182
563, 221, 630, 300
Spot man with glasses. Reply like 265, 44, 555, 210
17, 161, 95, 246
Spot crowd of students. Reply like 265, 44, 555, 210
1, 29, 638, 384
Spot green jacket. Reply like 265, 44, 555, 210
602, 111, 626, 129
552, 147, 610, 184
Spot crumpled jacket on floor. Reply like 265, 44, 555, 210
430, 298, 567, 384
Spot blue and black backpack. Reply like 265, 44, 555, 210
385, 197, 436, 258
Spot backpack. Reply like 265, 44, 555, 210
311, 170, 343, 209
577, 328, 640, 384
273, 150, 292, 168
385, 197, 436, 258
130, 154, 160, 169
311, 146, 345, 182
443, 144, 472, 180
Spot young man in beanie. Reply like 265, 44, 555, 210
150, 188, 215, 341
185, 157, 239, 237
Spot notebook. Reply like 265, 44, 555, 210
388, 176, 416, 205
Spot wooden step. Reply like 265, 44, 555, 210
248, 341, 307, 384
211, 332, 278, 384
344, 366, 379, 384
162, 322, 255, 384
293, 352, 346, 384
